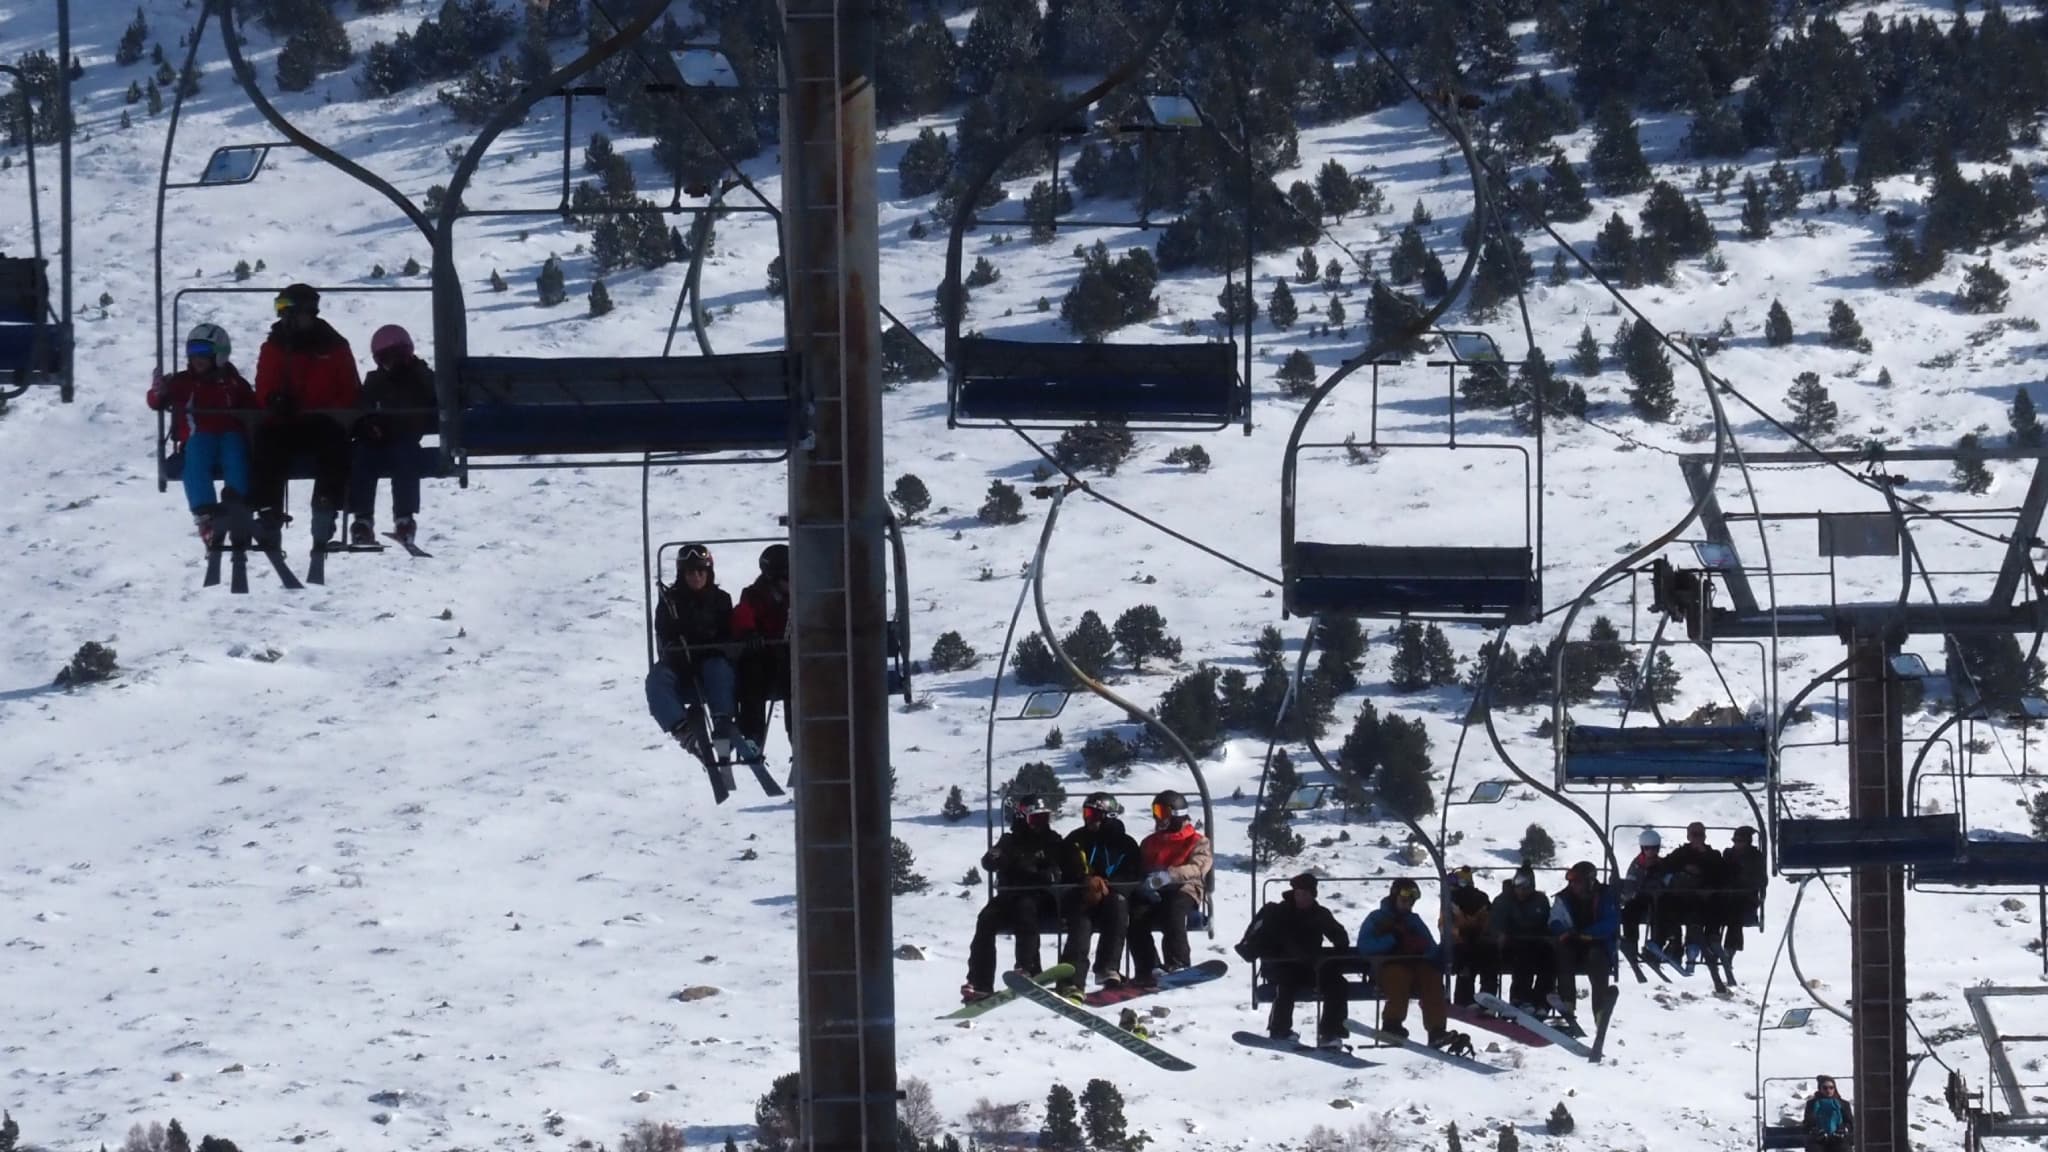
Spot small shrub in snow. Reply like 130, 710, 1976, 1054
889, 837, 929, 894
55, 641, 118, 688
942, 785, 972, 823
890, 473, 931, 522
928, 631, 978, 672
978, 480, 1024, 526
1520, 823, 1558, 867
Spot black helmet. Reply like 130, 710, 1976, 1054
1009, 793, 1051, 828
760, 543, 789, 579
275, 282, 320, 316
677, 543, 714, 578
1082, 792, 1122, 824
1149, 789, 1188, 825
1390, 876, 1422, 901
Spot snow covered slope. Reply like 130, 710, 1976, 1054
4, 2, 2048, 1150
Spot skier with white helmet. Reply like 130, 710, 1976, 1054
145, 322, 256, 550
1618, 828, 1664, 958
348, 323, 435, 547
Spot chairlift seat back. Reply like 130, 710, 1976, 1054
459, 352, 795, 457
951, 337, 1242, 426
1916, 839, 2048, 888
1289, 542, 1536, 620
1563, 724, 1769, 784
0, 256, 49, 320
1776, 813, 1960, 871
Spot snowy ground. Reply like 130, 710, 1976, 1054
5, 2, 2048, 1150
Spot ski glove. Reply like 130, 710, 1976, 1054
1145, 870, 1171, 891
266, 390, 299, 416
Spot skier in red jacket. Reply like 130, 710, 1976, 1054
146, 322, 255, 549
731, 543, 791, 757
251, 283, 360, 549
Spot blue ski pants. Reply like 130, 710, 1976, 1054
180, 430, 252, 513
646, 655, 736, 734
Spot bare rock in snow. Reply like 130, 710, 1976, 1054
894, 944, 926, 960
672, 986, 720, 1002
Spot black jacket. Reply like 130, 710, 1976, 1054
1724, 844, 1767, 893
983, 823, 1071, 893
358, 355, 436, 440
1241, 896, 1351, 964
1063, 818, 1142, 889
1660, 842, 1727, 891
655, 583, 733, 657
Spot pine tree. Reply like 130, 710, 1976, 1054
1254, 625, 1286, 670
1960, 262, 2010, 314
118, 9, 149, 66
978, 479, 1025, 525
1063, 611, 1118, 681
1250, 804, 1306, 861
1955, 433, 1993, 495
2011, 388, 2043, 450
929, 631, 978, 672
1326, 295, 1346, 331
1420, 249, 1449, 297
1739, 174, 1771, 239
1588, 99, 1650, 195
1112, 605, 1182, 671
890, 836, 929, 894
1826, 300, 1869, 351
1624, 322, 1677, 421
1079, 1079, 1129, 1150
1375, 711, 1436, 819
1389, 225, 1431, 285
167, 1120, 191, 1152
1296, 246, 1320, 284
1877, 367, 1893, 389
1367, 283, 1428, 356
1542, 151, 1592, 222
1276, 350, 1317, 399
1786, 371, 1837, 437
1548, 249, 1570, 286
1040, 1084, 1084, 1151
146, 77, 163, 115
1318, 159, 1360, 218
1497, 1124, 1521, 1152
1324, 258, 1345, 290
1268, 279, 1298, 330
1390, 621, 1431, 691
1592, 212, 1638, 286
1572, 324, 1601, 375
489, 268, 508, 293
1445, 1122, 1465, 1152
1423, 624, 1458, 685
890, 473, 931, 520
1764, 298, 1793, 346
942, 784, 971, 822
587, 278, 612, 316
1519, 823, 1557, 866
536, 255, 566, 306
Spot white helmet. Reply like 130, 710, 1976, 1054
186, 322, 232, 364
1638, 829, 1663, 849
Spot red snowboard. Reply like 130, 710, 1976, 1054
1447, 1001, 1554, 1047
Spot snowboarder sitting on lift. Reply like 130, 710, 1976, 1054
1445, 865, 1501, 1006
1055, 792, 1141, 997
1803, 1074, 1853, 1152
962, 794, 1073, 1002
1495, 865, 1554, 1015
251, 283, 361, 550
1357, 876, 1459, 1049
147, 322, 255, 551
346, 324, 434, 548
731, 543, 791, 759
1549, 861, 1619, 1023
1720, 825, 1767, 964
1240, 872, 1353, 1050
646, 544, 757, 770
1128, 789, 1212, 986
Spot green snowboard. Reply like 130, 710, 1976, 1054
939, 964, 1076, 1020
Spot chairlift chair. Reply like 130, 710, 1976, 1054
940, 49, 1252, 433
0, 10, 75, 401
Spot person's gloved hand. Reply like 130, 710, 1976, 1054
1145, 870, 1171, 891
266, 390, 298, 416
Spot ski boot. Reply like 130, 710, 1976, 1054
394, 515, 416, 544
959, 983, 993, 1004
1117, 1008, 1147, 1037
350, 518, 377, 548
254, 507, 287, 551
1266, 1028, 1300, 1044
671, 718, 713, 768
1314, 1033, 1347, 1052
310, 505, 339, 552
1093, 969, 1125, 991
1053, 978, 1084, 1002
194, 509, 219, 552
1379, 1023, 1409, 1041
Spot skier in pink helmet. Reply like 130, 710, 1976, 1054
348, 323, 436, 546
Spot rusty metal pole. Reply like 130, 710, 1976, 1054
781, 0, 896, 1149
1846, 627, 1909, 1152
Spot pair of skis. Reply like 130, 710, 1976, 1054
1474, 988, 1622, 1062
990, 960, 1228, 1071
202, 501, 299, 593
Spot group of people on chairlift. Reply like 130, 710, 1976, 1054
1617, 822, 1769, 975
147, 283, 434, 552
964, 790, 1211, 1004
645, 541, 791, 774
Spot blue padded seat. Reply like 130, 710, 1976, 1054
1290, 542, 1536, 619
1777, 814, 1959, 871
951, 337, 1243, 426
1916, 839, 2048, 887
459, 352, 794, 457
1563, 724, 1770, 784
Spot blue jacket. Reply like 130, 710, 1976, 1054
1357, 897, 1442, 965
1548, 881, 1621, 963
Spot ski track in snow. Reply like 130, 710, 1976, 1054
2, 1, 2047, 1149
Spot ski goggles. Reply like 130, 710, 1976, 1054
1149, 801, 1183, 822
273, 296, 311, 316
185, 340, 218, 359
1082, 797, 1123, 820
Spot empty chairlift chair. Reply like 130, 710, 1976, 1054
1775, 813, 1960, 872
1915, 840, 2048, 888
949, 338, 1247, 430
1563, 724, 1770, 785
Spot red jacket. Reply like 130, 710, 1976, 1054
732, 578, 789, 640
1139, 822, 1212, 903
255, 318, 361, 412
148, 364, 255, 443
